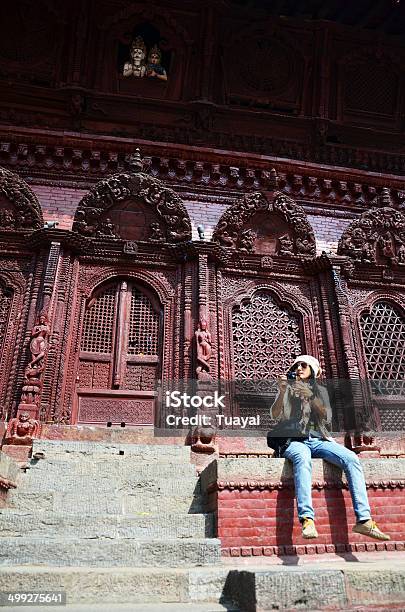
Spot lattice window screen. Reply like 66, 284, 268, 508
127, 287, 159, 356
80, 285, 116, 353
0, 282, 12, 358
360, 301, 405, 395
232, 291, 302, 389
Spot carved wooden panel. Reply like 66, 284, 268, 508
0, 281, 12, 360
78, 396, 154, 424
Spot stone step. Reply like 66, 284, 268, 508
17, 474, 201, 496
32, 440, 191, 461
7, 490, 205, 514
0, 510, 214, 539
0, 538, 221, 567
0, 566, 231, 606
27, 458, 197, 479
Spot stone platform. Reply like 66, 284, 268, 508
201, 456, 405, 557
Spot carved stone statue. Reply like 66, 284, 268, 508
123, 37, 147, 78
278, 234, 294, 256
6, 412, 41, 445
195, 319, 212, 381
149, 222, 165, 241
238, 229, 256, 253
361, 241, 376, 264
146, 45, 167, 81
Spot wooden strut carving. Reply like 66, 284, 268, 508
212, 189, 316, 256
6, 312, 50, 444
195, 318, 212, 382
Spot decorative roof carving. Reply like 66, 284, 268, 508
72, 149, 192, 243
212, 188, 316, 256
338, 203, 405, 268
0, 166, 43, 231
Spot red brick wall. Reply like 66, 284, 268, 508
218, 484, 405, 556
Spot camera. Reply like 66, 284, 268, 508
287, 370, 297, 381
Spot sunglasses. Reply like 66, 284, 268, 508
294, 362, 309, 369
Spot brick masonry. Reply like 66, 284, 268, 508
30, 184, 353, 254
201, 457, 405, 557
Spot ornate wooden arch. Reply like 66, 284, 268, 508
212, 191, 316, 256
337, 205, 405, 269
80, 266, 175, 305
72, 152, 192, 243
0, 166, 43, 231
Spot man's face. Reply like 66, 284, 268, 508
131, 47, 144, 62
295, 361, 312, 381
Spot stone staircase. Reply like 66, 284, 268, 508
0, 439, 233, 608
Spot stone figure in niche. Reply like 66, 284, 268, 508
238, 229, 256, 253
195, 318, 212, 382
149, 222, 165, 241
146, 45, 167, 81
278, 234, 294, 256
6, 412, 41, 444
123, 37, 147, 78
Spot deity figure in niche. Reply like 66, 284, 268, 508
146, 45, 167, 81
123, 37, 147, 78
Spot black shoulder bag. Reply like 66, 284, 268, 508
266, 418, 306, 458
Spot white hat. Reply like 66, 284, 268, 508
290, 355, 322, 378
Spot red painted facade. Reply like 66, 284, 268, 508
0, 0, 404, 442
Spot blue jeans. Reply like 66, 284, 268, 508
283, 437, 371, 522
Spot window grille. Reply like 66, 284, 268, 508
360, 301, 405, 395
127, 287, 159, 356
232, 291, 302, 391
80, 285, 116, 353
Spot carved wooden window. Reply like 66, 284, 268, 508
128, 287, 159, 356
232, 290, 302, 390
78, 280, 161, 391
360, 301, 405, 395
81, 285, 116, 354
0, 281, 12, 361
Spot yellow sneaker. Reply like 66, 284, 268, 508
352, 519, 390, 541
302, 517, 318, 539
